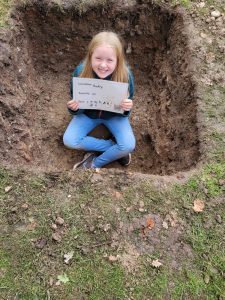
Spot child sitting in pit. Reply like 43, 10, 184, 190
63, 31, 135, 169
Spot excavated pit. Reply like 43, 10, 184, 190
0, 1, 200, 175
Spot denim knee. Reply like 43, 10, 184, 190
118, 138, 136, 153
63, 134, 82, 150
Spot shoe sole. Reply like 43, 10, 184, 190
118, 153, 131, 166
73, 152, 94, 170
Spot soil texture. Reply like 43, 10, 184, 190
0, 0, 200, 175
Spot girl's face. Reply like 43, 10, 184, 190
91, 44, 117, 79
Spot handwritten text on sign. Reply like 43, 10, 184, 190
73, 77, 128, 114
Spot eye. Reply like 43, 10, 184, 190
108, 59, 113, 62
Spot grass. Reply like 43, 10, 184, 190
1, 160, 225, 299
0, 0, 11, 26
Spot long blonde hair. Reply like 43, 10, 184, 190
80, 31, 129, 83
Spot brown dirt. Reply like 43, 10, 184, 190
0, 0, 200, 175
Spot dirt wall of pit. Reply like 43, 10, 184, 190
0, 0, 200, 174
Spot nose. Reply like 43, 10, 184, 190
99, 60, 107, 68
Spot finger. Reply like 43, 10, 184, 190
67, 100, 75, 105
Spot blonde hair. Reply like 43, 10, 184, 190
80, 31, 129, 83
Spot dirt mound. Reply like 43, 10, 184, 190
0, 0, 200, 174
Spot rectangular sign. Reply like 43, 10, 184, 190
73, 77, 128, 114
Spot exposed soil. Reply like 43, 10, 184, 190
0, 0, 200, 175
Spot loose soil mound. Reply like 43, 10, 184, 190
0, 0, 200, 174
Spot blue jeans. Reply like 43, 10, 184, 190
63, 114, 136, 168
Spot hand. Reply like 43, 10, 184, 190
120, 99, 133, 111
67, 100, 79, 111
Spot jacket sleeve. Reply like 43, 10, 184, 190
128, 70, 134, 100
123, 68, 135, 117
68, 64, 84, 115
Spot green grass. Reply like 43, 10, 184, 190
0, 0, 11, 26
1, 162, 225, 299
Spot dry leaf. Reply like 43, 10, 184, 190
146, 218, 155, 229
49, 277, 54, 286
35, 238, 47, 249
141, 218, 155, 238
103, 224, 111, 232
193, 199, 205, 212
5, 186, 12, 193
27, 222, 37, 231
64, 251, 74, 264
162, 221, 168, 229
108, 255, 118, 262
152, 259, 162, 268
114, 191, 123, 199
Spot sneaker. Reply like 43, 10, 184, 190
73, 152, 95, 170
118, 153, 131, 166
81, 153, 97, 169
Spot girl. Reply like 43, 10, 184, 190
63, 31, 135, 169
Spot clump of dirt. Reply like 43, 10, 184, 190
0, 0, 200, 175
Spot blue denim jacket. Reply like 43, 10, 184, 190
69, 63, 134, 119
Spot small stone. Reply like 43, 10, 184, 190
126, 43, 132, 54
216, 215, 222, 224
115, 207, 120, 214
197, 2, 205, 8
55, 216, 64, 226
51, 223, 57, 230
204, 274, 210, 284
200, 32, 207, 39
91, 173, 103, 182
10, 207, 17, 213
138, 208, 145, 212
81, 247, 90, 255
139, 200, 145, 208
211, 10, 221, 18
216, 21, 223, 27
52, 233, 62, 242
103, 224, 111, 232
162, 221, 169, 229
21, 203, 29, 210
89, 226, 95, 233
35, 238, 48, 249
119, 221, 124, 229
126, 206, 132, 212
176, 173, 185, 180
219, 179, 225, 186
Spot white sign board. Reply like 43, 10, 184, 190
73, 77, 128, 114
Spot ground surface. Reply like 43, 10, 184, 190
0, 0, 225, 299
